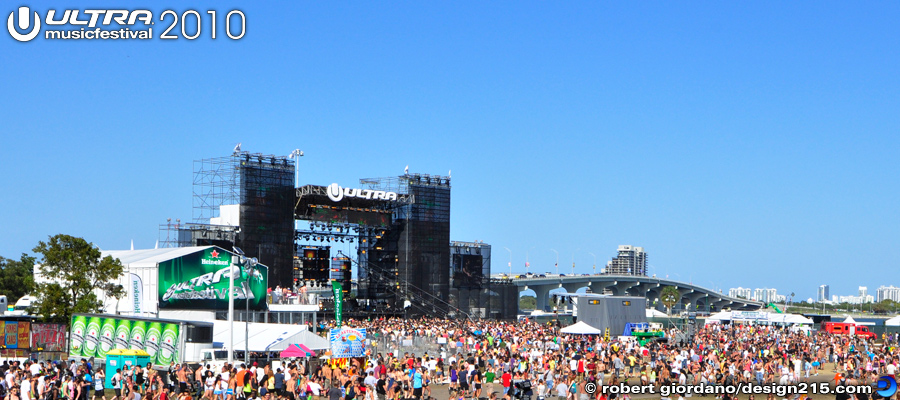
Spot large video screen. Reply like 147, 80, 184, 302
298, 246, 330, 282
452, 254, 484, 288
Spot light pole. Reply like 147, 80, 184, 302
503, 247, 512, 276
228, 248, 242, 365
550, 249, 559, 276
588, 252, 597, 275
231, 247, 258, 365
571, 248, 579, 275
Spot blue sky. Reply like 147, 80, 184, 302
2, 1, 898, 300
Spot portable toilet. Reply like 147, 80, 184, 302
104, 349, 151, 387
0, 296, 6, 315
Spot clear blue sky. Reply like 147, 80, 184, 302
2, 1, 898, 301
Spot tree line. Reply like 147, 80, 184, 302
0, 234, 124, 323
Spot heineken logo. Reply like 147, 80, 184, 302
200, 249, 229, 266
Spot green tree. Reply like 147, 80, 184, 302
660, 286, 680, 315
0, 254, 36, 302
32, 234, 125, 323
519, 295, 536, 310
873, 300, 892, 315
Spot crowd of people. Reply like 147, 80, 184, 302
3, 317, 899, 400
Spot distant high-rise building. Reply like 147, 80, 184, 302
754, 288, 778, 303
877, 286, 900, 302
859, 286, 868, 298
818, 285, 830, 302
728, 287, 752, 299
604, 245, 647, 276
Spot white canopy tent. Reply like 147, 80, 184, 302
646, 308, 668, 318
843, 315, 857, 324
885, 316, 900, 326
705, 311, 813, 325
213, 321, 329, 352
560, 321, 604, 335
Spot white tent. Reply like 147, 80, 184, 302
560, 321, 603, 335
886, 316, 900, 326
843, 315, 857, 324
769, 313, 815, 325
646, 308, 667, 318
705, 311, 733, 322
704, 311, 813, 325
213, 321, 329, 352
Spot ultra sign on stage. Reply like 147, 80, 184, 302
326, 183, 398, 202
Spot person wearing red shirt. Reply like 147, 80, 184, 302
501, 371, 512, 397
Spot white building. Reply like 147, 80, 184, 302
832, 294, 874, 305
859, 286, 868, 298
728, 287, 752, 299
877, 286, 900, 302
754, 288, 778, 303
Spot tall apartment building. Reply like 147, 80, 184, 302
818, 285, 830, 302
604, 245, 648, 276
729, 287, 752, 299
877, 286, 900, 302
754, 288, 778, 303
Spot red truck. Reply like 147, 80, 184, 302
821, 322, 876, 339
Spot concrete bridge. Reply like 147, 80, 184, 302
509, 274, 762, 313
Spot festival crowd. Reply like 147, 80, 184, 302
3, 317, 899, 400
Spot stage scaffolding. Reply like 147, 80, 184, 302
357, 173, 453, 317
179, 152, 297, 287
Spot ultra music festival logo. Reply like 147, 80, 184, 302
6, 6, 245, 42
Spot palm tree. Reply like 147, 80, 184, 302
661, 286, 680, 315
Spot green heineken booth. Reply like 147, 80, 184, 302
104, 349, 151, 387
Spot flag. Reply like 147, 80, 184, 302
130, 273, 143, 315
332, 281, 343, 327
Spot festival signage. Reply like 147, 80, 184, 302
69, 315, 179, 365
329, 327, 366, 358
130, 273, 144, 314
17, 322, 30, 348
4, 322, 18, 349
332, 281, 343, 327
157, 247, 268, 310
31, 323, 67, 352
731, 311, 768, 321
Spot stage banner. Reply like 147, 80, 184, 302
329, 327, 366, 358
31, 323, 67, 352
332, 280, 343, 327
157, 247, 268, 310
130, 273, 144, 314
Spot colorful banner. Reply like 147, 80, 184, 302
332, 281, 343, 327
130, 273, 144, 315
69, 315, 179, 365
329, 327, 366, 358
4, 322, 19, 349
17, 322, 30, 350
31, 324, 67, 352
157, 247, 268, 310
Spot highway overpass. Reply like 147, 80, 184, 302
508, 274, 763, 313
